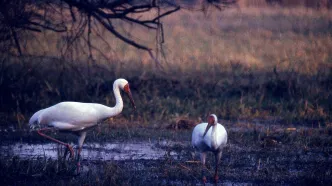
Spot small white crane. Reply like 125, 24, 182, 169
192, 114, 227, 183
29, 78, 136, 172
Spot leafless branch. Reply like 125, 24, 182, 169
0, 0, 236, 66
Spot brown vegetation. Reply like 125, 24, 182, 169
0, 6, 331, 128
237, 0, 332, 9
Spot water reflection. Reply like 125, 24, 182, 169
0, 142, 172, 160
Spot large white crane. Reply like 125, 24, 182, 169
29, 78, 136, 172
192, 114, 228, 183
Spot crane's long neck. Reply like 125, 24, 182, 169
102, 83, 123, 118
111, 83, 123, 115
210, 125, 218, 150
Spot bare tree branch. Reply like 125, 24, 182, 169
10, 28, 22, 56
92, 12, 150, 51
152, 6, 180, 22
0, 0, 236, 66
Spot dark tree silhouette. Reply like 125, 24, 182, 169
0, 0, 236, 62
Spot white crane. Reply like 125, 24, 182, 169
192, 114, 227, 183
29, 78, 136, 172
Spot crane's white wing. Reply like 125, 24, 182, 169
192, 122, 227, 152
192, 123, 211, 152
215, 123, 228, 149
37, 102, 111, 131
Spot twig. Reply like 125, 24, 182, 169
178, 163, 192, 171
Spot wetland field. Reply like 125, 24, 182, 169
0, 122, 332, 185
0, 4, 332, 186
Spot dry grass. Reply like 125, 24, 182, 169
161, 7, 332, 73
21, 7, 332, 73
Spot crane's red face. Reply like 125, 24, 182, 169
203, 115, 215, 137
124, 84, 136, 110
208, 115, 215, 125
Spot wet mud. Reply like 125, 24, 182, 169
0, 142, 172, 161
0, 125, 332, 185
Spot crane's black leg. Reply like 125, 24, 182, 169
76, 147, 83, 174
76, 131, 87, 174
200, 152, 207, 184
214, 151, 222, 183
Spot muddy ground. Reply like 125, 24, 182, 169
0, 122, 332, 186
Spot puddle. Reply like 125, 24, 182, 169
0, 142, 175, 161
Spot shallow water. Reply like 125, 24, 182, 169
0, 141, 176, 161
0, 127, 331, 185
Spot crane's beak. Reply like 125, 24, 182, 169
203, 123, 212, 137
124, 84, 136, 111
127, 91, 136, 111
